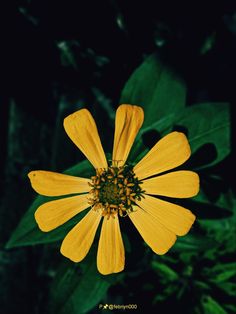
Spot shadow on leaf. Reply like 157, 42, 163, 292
186, 143, 217, 169
182, 199, 233, 220
142, 129, 161, 149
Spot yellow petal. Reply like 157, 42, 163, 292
60, 209, 101, 262
129, 206, 176, 255
28, 170, 91, 196
112, 104, 144, 166
134, 132, 191, 180
97, 215, 125, 275
35, 194, 90, 232
142, 171, 199, 198
136, 194, 195, 236
64, 109, 108, 169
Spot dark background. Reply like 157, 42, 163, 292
0, 1, 235, 313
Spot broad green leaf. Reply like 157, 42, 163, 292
128, 112, 174, 163
176, 102, 230, 167
49, 248, 121, 314
129, 102, 230, 167
6, 159, 94, 248
201, 295, 227, 314
120, 53, 186, 128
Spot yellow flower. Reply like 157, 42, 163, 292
28, 105, 199, 275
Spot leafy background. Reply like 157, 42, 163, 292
0, 1, 235, 314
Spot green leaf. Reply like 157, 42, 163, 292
128, 112, 175, 163
57, 41, 78, 69
129, 102, 230, 167
224, 304, 236, 313
206, 263, 236, 282
193, 188, 234, 210
151, 261, 179, 281
201, 295, 227, 314
198, 213, 236, 235
194, 280, 211, 291
216, 282, 236, 297
49, 249, 121, 314
6, 159, 94, 248
200, 32, 216, 55
173, 234, 214, 252
120, 53, 186, 128
176, 102, 230, 167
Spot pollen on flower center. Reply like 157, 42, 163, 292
88, 164, 145, 219
99, 182, 120, 204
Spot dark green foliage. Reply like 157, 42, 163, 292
6, 160, 94, 248
1, 2, 235, 314
49, 248, 122, 314
120, 54, 187, 127
6, 53, 234, 314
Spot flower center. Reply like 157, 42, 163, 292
89, 164, 144, 219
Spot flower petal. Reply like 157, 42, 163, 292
35, 194, 90, 232
64, 109, 108, 169
112, 104, 144, 166
134, 132, 191, 180
97, 215, 125, 275
136, 194, 196, 236
142, 171, 199, 198
60, 209, 101, 262
28, 170, 91, 196
129, 206, 176, 255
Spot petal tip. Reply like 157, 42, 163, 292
118, 104, 144, 117
189, 172, 200, 197
63, 108, 108, 169
178, 213, 196, 236
97, 265, 125, 276
60, 243, 82, 263
172, 131, 191, 151
28, 170, 36, 180
194, 173, 200, 195
63, 108, 91, 126
60, 247, 73, 261
154, 238, 177, 255
34, 206, 56, 232
34, 215, 51, 232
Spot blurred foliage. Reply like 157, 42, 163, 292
1, 1, 236, 314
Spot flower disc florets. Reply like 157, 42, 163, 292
89, 163, 145, 219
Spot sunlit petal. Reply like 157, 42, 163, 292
137, 195, 195, 236
64, 109, 108, 169
28, 170, 91, 196
142, 171, 199, 198
60, 209, 101, 262
97, 215, 125, 275
112, 104, 144, 166
35, 194, 90, 232
134, 132, 191, 180
129, 206, 176, 254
